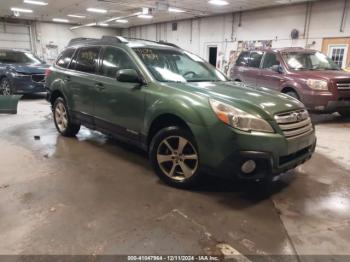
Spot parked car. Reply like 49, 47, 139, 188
0, 49, 48, 95
46, 36, 316, 188
230, 47, 350, 117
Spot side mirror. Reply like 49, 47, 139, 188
116, 69, 144, 84
270, 64, 283, 73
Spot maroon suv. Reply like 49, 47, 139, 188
230, 47, 350, 116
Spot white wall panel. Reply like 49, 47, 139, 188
0, 23, 31, 50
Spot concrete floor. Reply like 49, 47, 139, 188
1, 94, 350, 261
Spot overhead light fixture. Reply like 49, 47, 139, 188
52, 18, 69, 23
168, 7, 186, 13
10, 7, 33, 13
87, 8, 107, 14
208, 0, 229, 6
23, 0, 48, 5
138, 14, 153, 19
116, 19, 128, 23
67, 14, 86, 19
99, 23, 109, 27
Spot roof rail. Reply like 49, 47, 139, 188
125, 37, 180, 48
68, 37, 97, 46
101, 35, 129, 43
158, 40, 180, 48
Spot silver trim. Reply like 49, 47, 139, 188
337, 82, 350, 90
283, 123, 313, 138
275, 109, 313, 139
279, 118, 311, 131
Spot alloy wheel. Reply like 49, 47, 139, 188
1, 79, 11, 96
54, 101, 68, 132
156, 136, 199, 181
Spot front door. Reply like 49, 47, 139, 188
93, 46, 145, 140
256, 52, 284, 91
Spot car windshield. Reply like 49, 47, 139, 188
0, 51, 43, 64
133, 47, 227, 83
281, 51, 339, 71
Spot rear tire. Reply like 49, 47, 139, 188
149, 126, 202, 188
0, 77, 13, 95
53, 97, 80, 137
338, 109, 350, 117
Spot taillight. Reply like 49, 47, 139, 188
45, 69, 52, 78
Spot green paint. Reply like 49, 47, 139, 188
0, 95, 21, 114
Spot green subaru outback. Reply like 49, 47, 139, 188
46, 36, 316, 188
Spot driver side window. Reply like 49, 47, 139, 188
101, 47, 136, 79
262, 52, 280, 69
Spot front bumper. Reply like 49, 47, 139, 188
11, 77, 46, 94
302, 89, 350, 113
190, 121, 317, 180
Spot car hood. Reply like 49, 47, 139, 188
9, 63, 49, 74
164, 81, 304, 119
291, 69, 350, 81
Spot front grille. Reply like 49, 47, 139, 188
336, 81, 350, 90
31, 74, 45, 83
275, 109, 313, 139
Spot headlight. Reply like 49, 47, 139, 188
209, 99, 274, 133
306, 79, 328, 91
11, 71, 28, 77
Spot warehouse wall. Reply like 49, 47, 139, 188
121, 0, 350, 63
32, 22, 120, 63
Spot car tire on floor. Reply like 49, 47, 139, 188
149, 126, 202, 188
53, 97, 80, 137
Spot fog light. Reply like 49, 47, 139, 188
241, 160, 256, 174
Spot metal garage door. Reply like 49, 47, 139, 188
0, 23, 31, 51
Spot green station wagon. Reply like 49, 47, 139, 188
46, 36, 316, 188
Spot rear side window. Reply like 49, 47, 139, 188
262, 52, 279, 69
56, 49, 75, 68
248, 51, 263, 68
235, 52, 249, 66
73, 46, 101, 74
100, 47, 136, 78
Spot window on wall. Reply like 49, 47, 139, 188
73, 46, 100, 74
56, 48, 75, 68
172, 22, 178, 31
100, 47, 136, 78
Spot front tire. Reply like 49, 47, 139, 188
338, 109, 350, 117
0, 77, 13, 95
53, 97, 80, 137
285, 90, 299, 100
149, 126, 201, 188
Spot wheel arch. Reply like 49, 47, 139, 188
146, 113, 195, 150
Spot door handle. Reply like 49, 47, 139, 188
64, 76, 71, 82
95, 82, 106, 91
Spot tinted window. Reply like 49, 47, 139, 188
235, 52, 249, 66
101, 47, 136, 78
0, 50, 43, 64
248, 51, 263, 68
74, 47, 100, 74
56, 49, 75, 68
262, 52, 280, 69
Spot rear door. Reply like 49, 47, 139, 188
244, 51, 264, 87
257, 52, 284, 91
66, 46, 101, 124
93, 46, 145, 140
